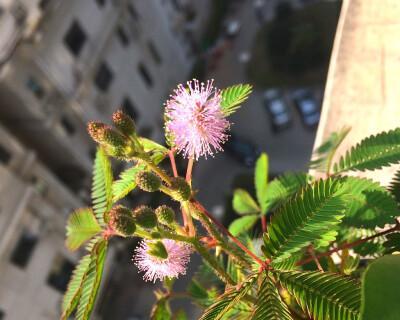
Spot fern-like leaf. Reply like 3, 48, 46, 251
112, 164, 145, 202
66, 208, 102, 251
333, 128, 400, 173
310, 126, 351, 172
263, 172, 311, 213
341, 177, 398, 228
263, 179, 348, 263
199, 274, 257, 320
252, 274, 293, 320
92, 147, 113, 226
76, 239, 108, 320
220, 84, 252, 116
61, 254, 91, 319
276, 271, 361, 320
388, 169, 400, 203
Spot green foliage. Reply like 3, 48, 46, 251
276, 271, 361, 320
341, 177, 398, 228
220, 84, 252, 116
138, 137, 168, 163
199, 274, 257, 320
388, 169, 400, 203
263, 178, 348, 263
383, 232, 400, 254
61, 254, 91, 319
76, 239, 108, 320
253, 274, 293, 320
361, 255, 400, 320
228, 215, 258, 237
333, 128, 400, 173
232, 189, 259, 215
310, 126, 351, 172
187, 279, 219, 308
66, 208, 102, 251
151, 297, 172, 320
255, 153, 269, 214
112, 164, 145, 202
263, 172, 311, 212
92, 147, 113, 225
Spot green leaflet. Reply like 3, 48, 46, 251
252, 274, 293, 320
383, 232, 400, 254
255, 153, 269, 214
263, 172, 311, 213
341, 177, 398, 228
138, 137, 168, 164
92, 147, 113, 226
333, 128, 400, 173
151, 297, 172, 320
387, 169, 400, 203
220, 84, 252, 116
76, 239, 108, 320
61, 254, 91, 319
232, 189, 259, 215
228, 215, 258, 236
66, 208, 102, 251
361, 255, 400, 320
276, 271, 361, 320
310, 126, 351, 172
199, 274, 257, 320
263, 178, 348, 263
112, 164, 145, 202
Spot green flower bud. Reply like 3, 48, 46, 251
108, 205, 136, 236
170, 177, 191, 201
155, 205, 175, 225
136, 171, 161, 192
133, 205, 157, 229
147, 241, 168, 259
112, 110, 137, 138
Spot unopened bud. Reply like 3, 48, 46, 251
147, 241, 168, 259
155, 205, 175, 225
112, 110, 136, 138
108, 205, 136, 236
170, 177, 191, 201
133, 205, 157, 229
136, 171, 161, 192
87, 121, 107, 143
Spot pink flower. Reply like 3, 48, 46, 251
133, 239, 192, 282
165, 79, 230, 160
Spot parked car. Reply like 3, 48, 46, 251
291, 89, 320, 128
263, 89, 292, 132
225, 134, 260, 168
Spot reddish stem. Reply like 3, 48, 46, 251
192, 200, 266, 267
168, 149, 178, 177
261, 216, 267, 232
186, 158, 194, 183
297, 223, 400, 266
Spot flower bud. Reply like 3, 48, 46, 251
112, 110, 137, 138
108, 205, 136, 236
136, 171, 161, 192
133, 206, 157, 229
155, 205, 175, 225
170, 177, 191, 201
147, 241, 168, 259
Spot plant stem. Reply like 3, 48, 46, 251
191, 200, 266, 267
261, 216, 267, 232
143, 159, 172, 186
168, 149, 178, 177
308, 245, 324, 272
297, 223, 400, 266
186, 158, 194, 183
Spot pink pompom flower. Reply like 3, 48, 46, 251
133, 239, 192, 283
165, 79, 230, 160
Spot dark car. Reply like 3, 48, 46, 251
263, 89, 292, 132
291, 89, 320, 128
225, 134, 260, 168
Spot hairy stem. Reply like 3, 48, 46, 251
144, 159, 172, 186
186, 158, 194, 183
297, 222, 400, 266
168, 149, 178, 177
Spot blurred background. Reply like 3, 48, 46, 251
0, 0, 343, 319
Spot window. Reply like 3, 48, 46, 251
47, 255, 75, 293
10, 231, 38, 268
60, 116, 76, 135
116, 26, 129, 47
26, 76, 45, 99
0, 144, 11, 164
95, 0, 106, 7
148, 41, 162, 64
121, 97, 139, 120
63, 21, 87, 57
127, 3, 139, 20
138, 63, 153, 88
94, 62, 113, 92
